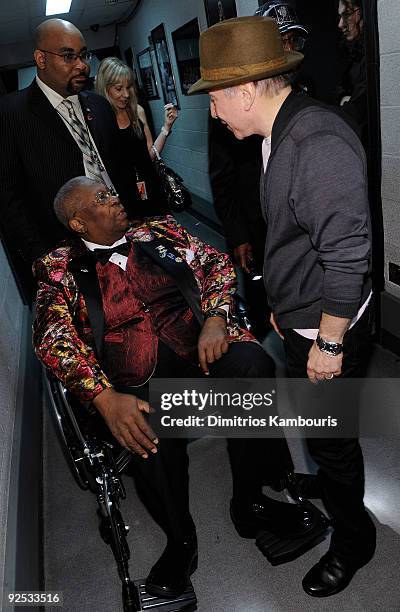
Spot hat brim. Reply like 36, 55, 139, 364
188, 50, 303, 95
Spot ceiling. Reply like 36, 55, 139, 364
0, 0, 139, 45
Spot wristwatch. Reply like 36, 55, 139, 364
204, 308, 227, 323
316, 334, 343, 356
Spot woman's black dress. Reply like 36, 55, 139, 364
117, 120, 168, 219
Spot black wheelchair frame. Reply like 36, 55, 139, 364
41, 295, 253, 611
45, 374, 197, 612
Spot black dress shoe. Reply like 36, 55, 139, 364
287, 473, 322, 500
146, 537, 198, 599
269, 472, 322, 499
302, 550, 374, 597
230, 494, 317, 539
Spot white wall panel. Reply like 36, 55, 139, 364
379, 0, 400, 300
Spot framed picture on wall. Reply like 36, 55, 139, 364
136, 48, 159, 101
150, 23, 179, 108
172, 19, 201, 96
124, 47, 134, 69
204, 0, 237, 26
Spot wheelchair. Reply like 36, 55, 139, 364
41, 295, 255, 610
43, 296, 329, 609
44, 373, 197, 612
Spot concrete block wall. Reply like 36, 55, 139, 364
236, 0, 259, 16
378, 0, 400, 300
0, 243, 25, 605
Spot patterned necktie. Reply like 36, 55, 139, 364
92, 242, 131, 265
61, 99, 104, 183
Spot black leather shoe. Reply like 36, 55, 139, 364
302, 550, 374, 597
146, 537, 198, 599
269, 472, 322, 499
230, 494, 317, 539
287, 473, 322, 500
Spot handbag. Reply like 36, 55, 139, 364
151, 144, 192, 212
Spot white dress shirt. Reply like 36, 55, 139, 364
83, 236, 129, 271
36, 76, 111, 186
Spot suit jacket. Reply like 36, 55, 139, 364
0, 79, 137, 302
33, 215, 255, 403
208, 115, 266, 262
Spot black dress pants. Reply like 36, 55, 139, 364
282, 308, 376, 562
125, 340, 294, 543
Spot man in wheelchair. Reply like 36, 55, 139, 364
33, 177, 325, 600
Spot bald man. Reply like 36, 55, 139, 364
0, 18, 137, 302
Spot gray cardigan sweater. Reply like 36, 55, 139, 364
261, 92, 371, 329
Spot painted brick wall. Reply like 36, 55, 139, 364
0, 243, 24, 604
379, 0, 400, 300
236, 0, 259, 16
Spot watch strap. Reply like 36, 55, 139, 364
204, 308, 227, 322
316, 334, 343, 356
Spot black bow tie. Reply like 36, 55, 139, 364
92, 242, 131, 265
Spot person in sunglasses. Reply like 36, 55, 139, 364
0, 18, 138, 303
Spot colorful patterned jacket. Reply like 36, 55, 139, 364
33, 215, 255, 403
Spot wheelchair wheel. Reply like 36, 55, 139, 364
45, 375, 90, 490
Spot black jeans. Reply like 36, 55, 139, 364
126, 340, 294, 542
283, 308, 376, 562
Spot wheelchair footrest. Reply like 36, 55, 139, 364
255, 509, 330, 566
134, 579, 197, 611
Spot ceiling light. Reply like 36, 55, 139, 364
46, 0, 72, 16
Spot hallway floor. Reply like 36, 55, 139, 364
43, 212, 400, 612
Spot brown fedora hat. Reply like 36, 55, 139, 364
188, 16, 303, 95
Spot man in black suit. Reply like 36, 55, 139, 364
0, 18, 137, 302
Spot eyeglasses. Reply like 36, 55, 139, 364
71, 189, 119, 219
39, 49, 93, 64
338, 8, 359, 23
93, 189, 119, 205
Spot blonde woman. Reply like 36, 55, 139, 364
96, 57, 177, 214
95, 56, 177, 160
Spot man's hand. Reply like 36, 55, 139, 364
270, 312, 284, 339
198, 316, 229, 374
233, 243, 253, 273
307, 342, 343, 384
93, 388, 158, 458
306, 312, 350, 383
